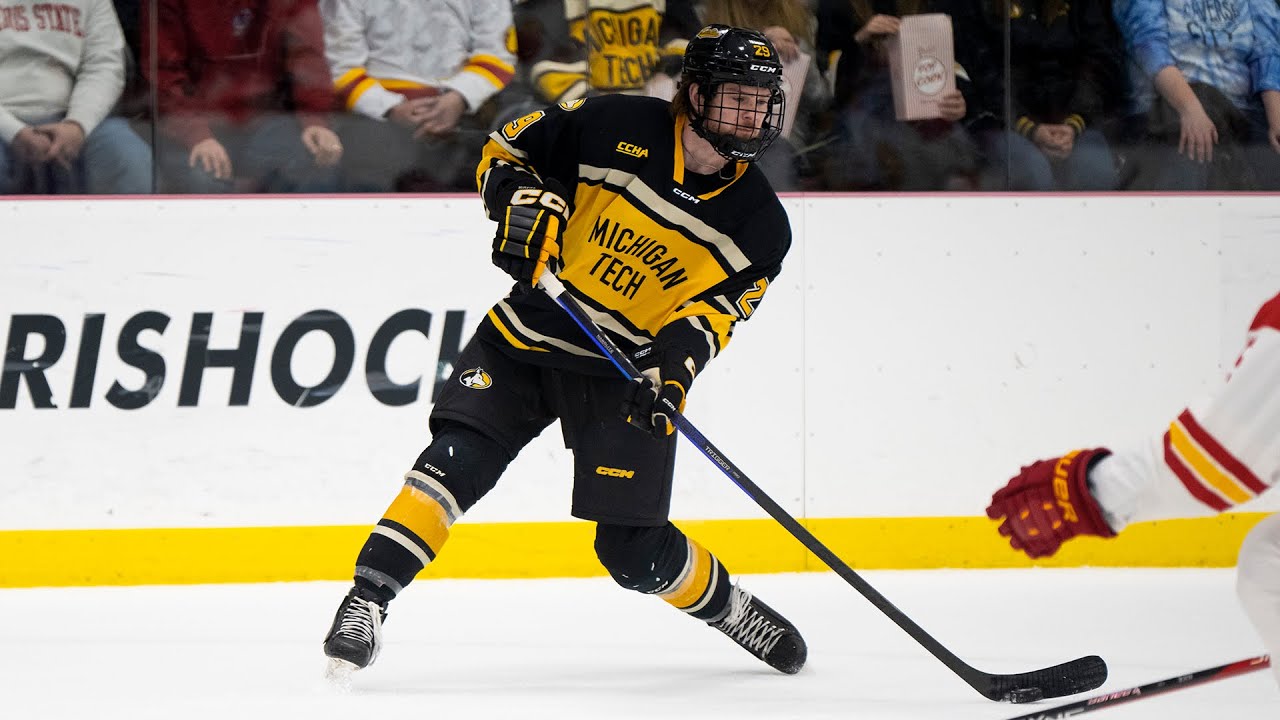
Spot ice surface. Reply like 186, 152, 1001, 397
0, 569, 1272, 719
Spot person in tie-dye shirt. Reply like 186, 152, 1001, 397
1113, 0, 1280, 188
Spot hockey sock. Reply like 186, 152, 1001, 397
595, 523, 732, 622
353, 424, 510, 603
354, 471, 460, 604
658, 535, 732, 621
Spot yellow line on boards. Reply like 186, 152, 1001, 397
0, 514, 1266, 588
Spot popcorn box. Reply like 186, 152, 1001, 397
886, 13, 956, 121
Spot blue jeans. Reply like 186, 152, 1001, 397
0, 116, 152, 194
977, 128, 1117, 191
1127, 104, 1280, 190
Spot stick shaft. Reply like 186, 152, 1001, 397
1004, 655, 1271, 720
538, 274, 1068, 699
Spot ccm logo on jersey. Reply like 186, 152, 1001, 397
671, 187, 701, 204
749, 64, 778, 73
596, 466, 636, 478
616, 142, 649, 158
459, 368, 493, 389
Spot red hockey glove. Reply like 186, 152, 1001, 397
621, 346, 696, 439
491, 178, 570, 285
986, 448, 1116, 558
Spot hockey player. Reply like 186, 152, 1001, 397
986, 291, 1280, 685
323, 25, 806, 678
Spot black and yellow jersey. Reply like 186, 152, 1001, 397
475, 93, 792, 378
515, 0, 699, 103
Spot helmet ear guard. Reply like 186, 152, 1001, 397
680, 24, 786, 162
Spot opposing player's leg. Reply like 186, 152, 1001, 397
324, 337, 554, 675
1236, 513, 1280, 687
562, 371, 806, 674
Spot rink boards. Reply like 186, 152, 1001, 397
1, 194, 1278, 586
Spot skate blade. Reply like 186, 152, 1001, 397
324, 658, 358, 692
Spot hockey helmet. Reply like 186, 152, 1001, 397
680, 24, 785, 161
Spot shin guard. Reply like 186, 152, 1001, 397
594, 522, 732, 621
354, 424, 511, 601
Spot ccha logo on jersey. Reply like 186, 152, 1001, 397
459, 367, 493, 390
615, 141, 649, 158
559, 99, 585, 111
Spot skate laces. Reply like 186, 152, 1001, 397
716, 585, 785, 657
336, 595, 382, 646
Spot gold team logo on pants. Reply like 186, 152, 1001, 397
459, 368, 493, 390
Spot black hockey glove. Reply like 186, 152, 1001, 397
491, 178, 571, 285
621, 346, 697, 439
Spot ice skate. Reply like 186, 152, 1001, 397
323, 587, 387, 681
709, 584, 806, 674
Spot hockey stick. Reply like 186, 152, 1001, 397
538, 273, 1107, 703
1003, 654, 1270, 719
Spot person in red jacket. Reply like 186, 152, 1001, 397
143, 0, 343, 193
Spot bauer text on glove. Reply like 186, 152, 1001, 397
986, 448, 1116, 558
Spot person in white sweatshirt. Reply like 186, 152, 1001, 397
318, 0, 520, 191
0, 0, 151, 194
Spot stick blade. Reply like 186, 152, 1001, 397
983, 655, 1109, 703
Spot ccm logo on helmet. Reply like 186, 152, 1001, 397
749, 64, 778, 73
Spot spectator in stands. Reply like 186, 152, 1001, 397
818, 0, 1053, 191
320, 0, 519, 192
0, 0, 151, 194
516, 0, 700, 105
817, 0, 999, 190
1002, 0, 1124, 189
698, 0, 835, 190
1112, 0, 1280, 190
144, 0, 343, 194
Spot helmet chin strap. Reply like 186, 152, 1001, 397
682, 120, 732, 174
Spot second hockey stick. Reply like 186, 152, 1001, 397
1004, 654, 1270, 719
538, 273, 1107, 703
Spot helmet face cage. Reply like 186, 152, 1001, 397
682, 25, 786, 162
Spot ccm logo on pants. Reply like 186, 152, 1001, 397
596, 466, 635, 478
